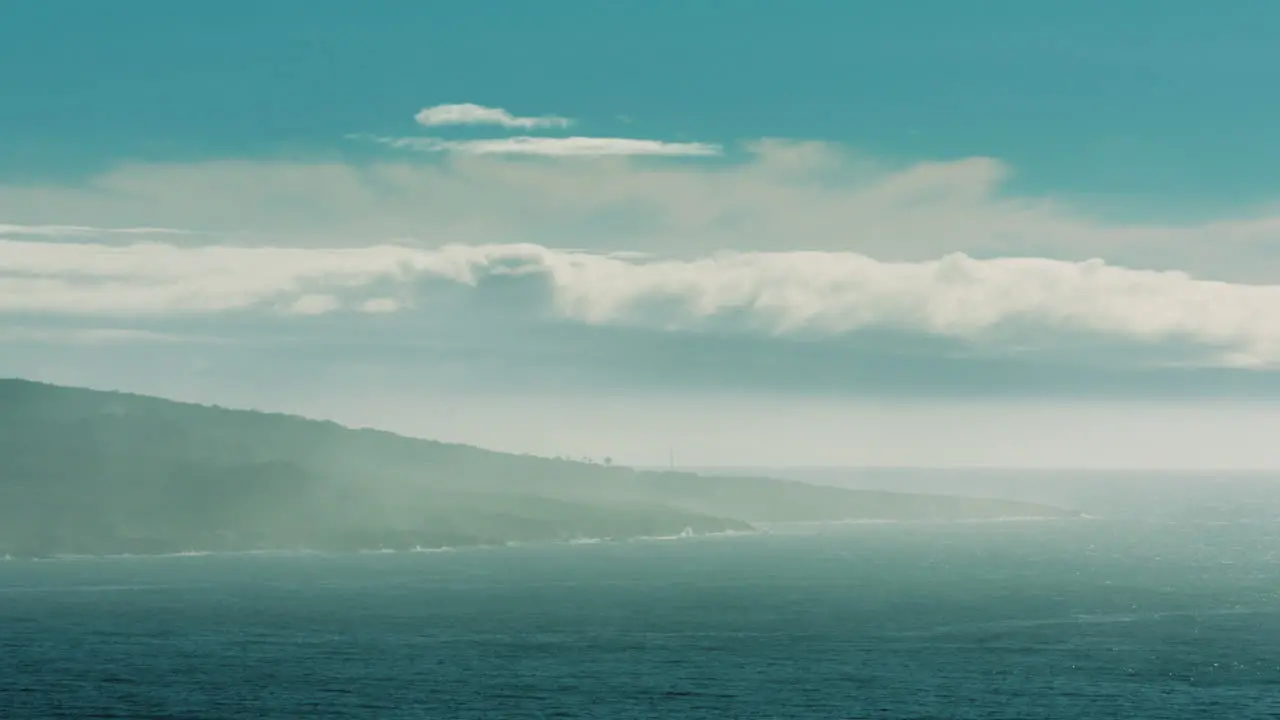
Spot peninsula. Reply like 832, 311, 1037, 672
0, 379, 1078, 558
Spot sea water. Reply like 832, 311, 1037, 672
2, 518, 1277, 718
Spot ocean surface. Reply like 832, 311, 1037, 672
2, 519, 1277, 719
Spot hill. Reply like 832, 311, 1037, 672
0, 379, 1077, 557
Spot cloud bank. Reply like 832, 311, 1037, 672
414, 103, 572, 129
5, 136, 1280, 377
0, 223, 196, 237
8, 144, 1278, 285
361, 134, 722, 157
3, 238, 1279, 368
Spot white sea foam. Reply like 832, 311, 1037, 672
4, 528, 770, 563
625, 527, 763, 543
757, 516, 1082, 534
409, 545, 457, 554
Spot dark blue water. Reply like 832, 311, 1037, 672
2, 519, 1278, 718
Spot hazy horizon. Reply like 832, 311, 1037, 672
10, 375, 1280, 471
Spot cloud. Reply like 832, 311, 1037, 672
4, 238, 1280, 368
7, 144, 1279, 286
359, 297, 400, 314
283, 294, 341, 316
362, 134, 722, 157
0, 326, 192, 345
0, 223, 196, 237
0, 240, 439, 315
414, 103, 572, 129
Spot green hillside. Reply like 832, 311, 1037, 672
0, 379, 1076, 557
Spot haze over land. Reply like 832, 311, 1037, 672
697, 467, 1280, 523
0, 379, 1075, 558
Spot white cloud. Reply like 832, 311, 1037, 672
0, 223, 196, 237
363, 134, 722, 157
359, 297, 400, 314
0, 240, 441, 314
4, 238, 1280, 367
414, 103, 572, 129
6, 144, 1278, 286
0, 326, 191, 345
283, 294, 341, 316
4, 140, 1280, 287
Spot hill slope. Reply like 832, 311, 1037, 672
0, 379, 1076, 557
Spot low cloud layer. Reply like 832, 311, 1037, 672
5, 144, 1278, 285
3, 237, 1279, 368
363, 134, 722, 157
414, 103, 572, 129
0, 223, 197, 237
5, 137, 1280, 377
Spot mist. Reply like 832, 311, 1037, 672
698, 467, 1280, 523
1, 378, 1080, 559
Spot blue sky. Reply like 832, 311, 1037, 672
3, 1, 1280, 467
5, 0, 1279, 214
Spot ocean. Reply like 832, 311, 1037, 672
2, 518, 1277, 719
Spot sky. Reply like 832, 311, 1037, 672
3, 1, 1280, 468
